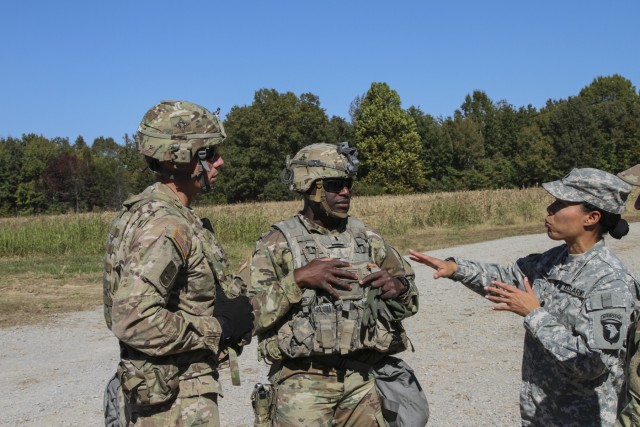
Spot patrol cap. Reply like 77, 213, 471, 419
542, 168, 631, 214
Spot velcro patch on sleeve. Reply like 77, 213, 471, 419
170, 229, 189, 260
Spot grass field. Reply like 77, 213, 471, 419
2, 186, 639, 327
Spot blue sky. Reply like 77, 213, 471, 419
1, 1, 638, 145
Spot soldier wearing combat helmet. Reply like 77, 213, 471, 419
103, 100, 254, 427
615, 163, 640, 427
248, 142, 428, 426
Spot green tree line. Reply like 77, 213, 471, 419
1, 74, 639, 215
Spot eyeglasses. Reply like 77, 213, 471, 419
322, 178, 354, 193
198, 146, 219, 161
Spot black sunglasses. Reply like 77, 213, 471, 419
322, 178, 354, 193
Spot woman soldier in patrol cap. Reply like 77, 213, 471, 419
410, 168, 638, 426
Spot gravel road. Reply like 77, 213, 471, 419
3, 228, 640, 427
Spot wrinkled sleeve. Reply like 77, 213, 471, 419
451, 256, 636, 380
524, 279, 635, 380
111, 216, 222, 357
248, 230, 303, 335
450, 257, 526, 296
372, 238, 419, 315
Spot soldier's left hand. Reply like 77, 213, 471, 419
360, 270, 406, 300
484, 277, 540, 317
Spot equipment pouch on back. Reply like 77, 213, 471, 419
117, 357, 180, 407
251, 382, 275, 427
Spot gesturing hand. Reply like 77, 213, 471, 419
293, 258, 358, 300
408, 250, 457, 279
484, 277, 541, 317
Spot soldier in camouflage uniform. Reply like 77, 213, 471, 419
249, 142, 426, 426
103, 100, 254, 427
410, 168, 638, 427
616, 164, 640, 427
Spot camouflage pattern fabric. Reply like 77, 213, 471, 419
137, 100, 226, 164
543, 167, 631, 214
249, 213, 418, 351
449, 240, 638, 426
616, 162, 640, 427
270, 363, 384, 427
116, 377, 220, 426
617, 325, 640, 426
618, 164, 640, 187
284, 143, 357, 193
104, 182, 242, 425
249, 213, 418, 425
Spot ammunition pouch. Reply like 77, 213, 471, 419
117, 356, 180, 407
251, 382, 275, 427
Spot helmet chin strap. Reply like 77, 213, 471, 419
195, 155, 214, 192
309, 180, 348, 219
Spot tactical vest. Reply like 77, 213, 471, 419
259, 215, 408, 361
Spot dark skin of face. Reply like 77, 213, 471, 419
293, 180, 407, 300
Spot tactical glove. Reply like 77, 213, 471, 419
213, 282, 254, 345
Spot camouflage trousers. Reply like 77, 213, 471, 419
271, 362, 385, 427
117, 377, 220, 427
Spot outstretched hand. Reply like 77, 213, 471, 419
408, 250, 457, 279
293, 258, 358, 300
484, 277, 540, 317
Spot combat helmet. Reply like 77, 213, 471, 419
281, 142, 359, 218
137, 100, 226, 191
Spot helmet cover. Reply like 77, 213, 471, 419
137, 100, 226, 164
282, 142, 359, 192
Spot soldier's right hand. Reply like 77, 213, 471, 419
213, 282, 255, 345
408, 250, 457, 279
293, 258, 358, 300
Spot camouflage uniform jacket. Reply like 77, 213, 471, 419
450, 240, 638, 427
616, 312, 640, 426
104, 182, 240, 396
249, 213, 418, 362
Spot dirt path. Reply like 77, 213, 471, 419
2, 228, 640, 427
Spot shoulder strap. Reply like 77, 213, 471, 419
272, 216, 309, 270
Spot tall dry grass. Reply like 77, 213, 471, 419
0, 187, 549, 257
3, 186, 640, 327
2, 186, 638, 267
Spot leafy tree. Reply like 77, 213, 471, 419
0, 137, 25, 215
353, 82, 426, 194
216, 89, 334, 203
513, 123, 556, 187
407, 107, 455, 191
119, 133, 154, 196
41, 152, 81, 213
16, 134, 61, 213
327, 115, 354, 144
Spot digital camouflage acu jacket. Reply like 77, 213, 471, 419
450, 240, 639, 427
